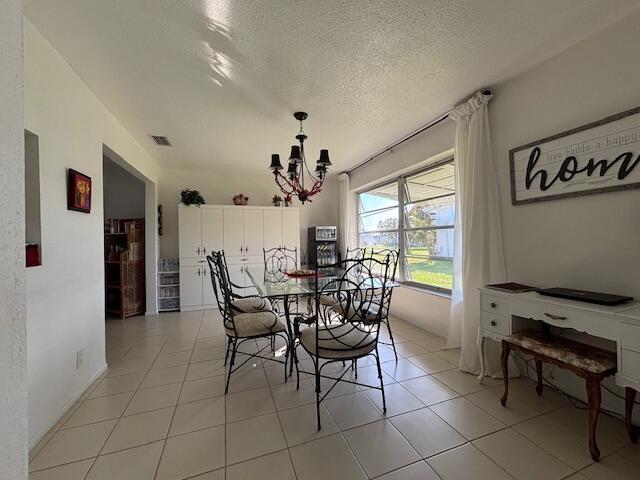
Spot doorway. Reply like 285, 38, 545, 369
103, 150, 147, 319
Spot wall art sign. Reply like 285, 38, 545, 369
67, 168, 92, 213
509, 106, 640, 205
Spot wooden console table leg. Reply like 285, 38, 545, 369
586, 374, 602, 461
477, 326, 485, 383
535, 359, 543, 396
500, 340, 510, 406
625, 387, 638, 444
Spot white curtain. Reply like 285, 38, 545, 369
338, 173, 353, 257
446, 91, 507, 376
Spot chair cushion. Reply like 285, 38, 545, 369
300, 322, 376, 359
226, 310, 286, 338
231, 297, 272, 313
319, 294, 339, 307
506, 330, 616, 374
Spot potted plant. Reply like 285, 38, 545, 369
232, 193, 249, 205
180, 189, 205, 206
272, 194, 283, 207
284, 195, 293, 207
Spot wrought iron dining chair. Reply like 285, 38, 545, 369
365, 248, 400, 360
218, 250, 273, 313
263, 247, 298, 278
319, 246, 366, 309
262, 246, 303, 351
295, 256, 392, 429
343, 246, 366, 262
207, 251, 291, 393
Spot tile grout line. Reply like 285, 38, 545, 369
154, 309, 206, 480
83, 319, 173, 480
268, 336, 300, 480
27, 335, 141, 466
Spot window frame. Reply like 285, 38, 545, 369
357, 157, 455, 295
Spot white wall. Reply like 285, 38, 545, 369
350, 119, 456, 191
103, 155, 146, 219
489, 10, 640, 415
158, 168, 339, 262
492, 12, 640, 301
24, 19, 162, 447
353, 12, 640, 352
0, 0, 28, 477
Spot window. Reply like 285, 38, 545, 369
357, 159, 455, 293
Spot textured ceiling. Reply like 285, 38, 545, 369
25, 0, 640, 174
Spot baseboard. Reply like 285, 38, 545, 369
180, 305, 217, 312
29, 363, 108, 451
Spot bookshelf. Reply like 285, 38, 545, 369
104, 218, 145, 318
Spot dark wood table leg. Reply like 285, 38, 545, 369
535, 359, 543, 396
586, 374, 602, 461
625, 387, 638, 444
500, 340, 510, 406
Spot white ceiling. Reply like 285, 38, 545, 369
25, 0, 640, 175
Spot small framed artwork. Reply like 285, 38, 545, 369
67, 168, 92, 213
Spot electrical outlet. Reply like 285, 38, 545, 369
76, 349, 85, 369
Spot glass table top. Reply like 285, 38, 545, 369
242, 265, 397, 298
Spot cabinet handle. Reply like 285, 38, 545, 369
544, 312, 567, 320
197, 268, 201, 277
197, 247, 201, 255
240, 246, 244, 253
490, 302, 496, 308
245, 246, 249, 253
203, 268, 207, 277
203, 246, 206, 254
490, 320, 497, 327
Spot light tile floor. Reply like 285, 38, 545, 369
29, 309, 639, 480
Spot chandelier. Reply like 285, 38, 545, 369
268, 112, 331, 204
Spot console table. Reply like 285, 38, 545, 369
477, 287, 640, 439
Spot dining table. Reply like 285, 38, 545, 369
239, 265, 398, 374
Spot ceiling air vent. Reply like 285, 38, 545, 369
150, 135, 172, 146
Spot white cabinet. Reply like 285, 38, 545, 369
243, 209, 264, 256
223, 209, 245, 258
201, 264, 217, 306
282, 209, 300, 250
179, 205, 223, 259
179, 265, 205, 308
178, 206, 202, 259
263, 210, 282, 250
201, 208, 223, 255
179, 205, 299, 311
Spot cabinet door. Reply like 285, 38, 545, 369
201, 207, 223, 256
178, 205, 202, 258
201, 265, 217, 306
223, 209, 245, 258
282, 209, 300, 251
225, 261, 247, 288
263, 209, 283, 250
243, 209, 264, 257
180, 266, 203, 308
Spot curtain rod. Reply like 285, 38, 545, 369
345, 89, 491, 175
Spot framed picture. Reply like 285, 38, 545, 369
67, 168, 92, 213
509, 105, 640, 204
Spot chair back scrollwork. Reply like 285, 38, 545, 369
314, 256, 391, 356
206, 251, 238, 337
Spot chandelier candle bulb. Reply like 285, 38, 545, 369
269, 111, 331, 204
